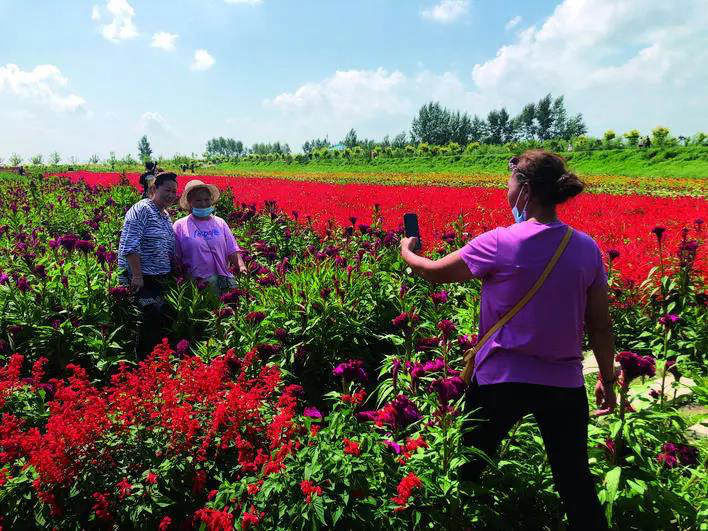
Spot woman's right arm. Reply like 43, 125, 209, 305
121, 206, 147, 292
586, 280, 618, 412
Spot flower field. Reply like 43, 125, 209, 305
0, 173, 706, 529
58, 171, 706, 285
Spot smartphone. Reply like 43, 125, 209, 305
403, 213, 422, 251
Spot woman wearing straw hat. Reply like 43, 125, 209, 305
174, 179, 246, 295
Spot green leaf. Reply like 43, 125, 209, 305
604, 466, 622, 524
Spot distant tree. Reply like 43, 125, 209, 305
31, 154, 43, 165
138, 135, 153, 162
122, 153, 137, 165
485, 110, 503, 144
49, 151, 61, 165
9, 154, 22, 166
469, 115, 486, 143
562, 114, 587, 139
302, 137, 331, 154
549, 96, 567, 139
342, 129, 359, 149
205, 137, 243, 159
410, 102, 449, 145
623, 129, 641, 146
0, 156, 3, 165
535, 94, 554, 141
651, 126, 671, 146
107, 151, 118, 169
391, 132, 407, 148
517, 103, 536, 140
692, 132, 707, 146
88, 154, 100, 164
380, 135, 391, 148
448, 110, 473, 145
603, 130, 616, 143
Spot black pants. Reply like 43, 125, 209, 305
462, 380, 607, 530
132, 275, 169, 360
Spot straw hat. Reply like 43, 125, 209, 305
179, 179, 220, 210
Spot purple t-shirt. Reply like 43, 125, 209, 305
173, 215, 240, 279
459, 220, 606, 388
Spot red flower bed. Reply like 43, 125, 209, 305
57, 171, 706, 283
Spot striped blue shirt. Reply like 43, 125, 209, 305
118, 199, 175, 276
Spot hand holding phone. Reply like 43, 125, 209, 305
403, 213, 422, 251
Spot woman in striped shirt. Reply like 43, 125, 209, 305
118, 172, 178, 358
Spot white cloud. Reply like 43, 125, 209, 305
505, 15, 522, 30
224, 0, 262, 4
138, 112, 173, 137
0, 64, 86, 113
190, 49, 215, 71
151, 32, 178, 52
93, 0, 138, 42
470, 0, 708, 133
421, 0, 469, 24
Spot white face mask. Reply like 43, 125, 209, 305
512, 183, 529, 223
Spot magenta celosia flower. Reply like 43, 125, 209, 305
658, 314, 681, 328
415, 337, 440, 352
429, 377, 466, 405
657, 452, 679, 469
217, 307, 234, 318
245, 311, 266, 323
392, 358, 401, 389
616, 351, 655, 385
303, 407, 322, 419
175, 340, 189, 355
458, 334, 477, 351
333, 359, 368, 383
391, 311, 419, 329
15, 275, 30, 293
437, 319, 457, 338
431, 291, 448, 305
384, 439, 402, 454
109, 286, 130, 298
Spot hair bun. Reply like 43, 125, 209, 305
555, 172, 584, 203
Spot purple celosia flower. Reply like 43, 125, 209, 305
333, 359, 368, 383
59, 234, 78, 251
175, 340, 189, 355
391, 312, 419, 329
651, 226, 666, 240
75, 239, 94, 253
15, 276, 30, 293
303, 407, 322, 419
0, 273, 8, 285
274, 327, 288, 342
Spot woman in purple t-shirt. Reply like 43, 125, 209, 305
174, 180, 247, 295
400, 150, 616, 529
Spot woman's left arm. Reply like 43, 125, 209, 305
400, 237, 473, 284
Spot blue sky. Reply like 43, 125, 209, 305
1, 0, 707, 160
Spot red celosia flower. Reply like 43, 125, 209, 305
242, 505, 263, 530
341, 389, 367, 405
194, 507, 234, 531
116, 478, 132, 499
246, 311, 266, 323
158, 515, 172, 530
392, 472, 423, 510
300, 480, 324, 504
343, 437, 361, 456
146, 471, 158, 484
92, 492, 112, 521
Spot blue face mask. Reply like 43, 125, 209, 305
192, 206, 214, 217
511, 184, 529, 223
